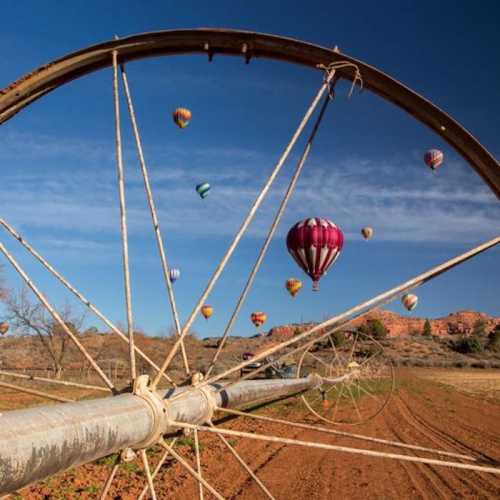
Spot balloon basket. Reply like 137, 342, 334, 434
312, 281, 320, 292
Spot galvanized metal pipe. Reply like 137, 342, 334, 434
0, 376, 321, 494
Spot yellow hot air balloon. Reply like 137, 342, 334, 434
285, 278, 302, 298
173, 107, 192, 128
201, 305, 213, 320
0, 322, 9, 335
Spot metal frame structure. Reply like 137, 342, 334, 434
0, 28, 498, 498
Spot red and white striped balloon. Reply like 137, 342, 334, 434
286, 217, 344, 291
424, 149, 444, 170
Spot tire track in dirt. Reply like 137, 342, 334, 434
381, 394, 460, 499
394, 385, 500, 498
389, 393, 489, 499
399, 389, 499, 461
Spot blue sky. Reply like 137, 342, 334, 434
0, 1, 499, 337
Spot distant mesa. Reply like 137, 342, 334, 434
267, 309, 499, 339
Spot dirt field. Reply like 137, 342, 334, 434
413, 368, 500, 400
4, 368, 497, 499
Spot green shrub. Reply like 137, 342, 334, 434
358, 319, 387, 340
329, 331, 346, 347
472, 319, 487, 337
422, 319, 432, 337
356, 345, 379, 358
487, 325, 500, 351
452, 336, 483, 354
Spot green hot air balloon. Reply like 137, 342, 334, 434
196, 182, 211, 199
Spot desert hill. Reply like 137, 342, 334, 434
0, 310, 497, 376
268, 309, 499, 339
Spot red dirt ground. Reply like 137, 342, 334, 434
13, 369, 500, 499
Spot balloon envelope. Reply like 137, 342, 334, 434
402, 293, 418, 311
196, 182, 210, 199
0, 322, 9, 335
361, 227, 374, 240
169, 268, 181, 283
286, 217, 344, 291
173, 107, 192, 128
251, 312, 267, 329
424, 149, 443, 170
285, 278, 302, 297
201, 305, 213, 320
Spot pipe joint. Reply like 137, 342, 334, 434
132, 375, 168, 449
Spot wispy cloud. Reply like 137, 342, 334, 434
0, 130, 498, 256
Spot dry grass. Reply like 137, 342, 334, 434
412, 367, 500, 400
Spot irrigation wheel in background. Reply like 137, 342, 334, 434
297, 331, 395, 425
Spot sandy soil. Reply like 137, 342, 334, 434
9, 368, 498, 499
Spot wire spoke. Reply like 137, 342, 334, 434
194, 429, 204, 500
355, 380, 379, 402
138, 438, 178, 500
0, 370, 110, 392
175, 422, 500, 475
209, 422, 275, 499
347, 333, 359, 366
99, 454, 120, 500
358, 349, 382, 369
112, 49, 137, 381
0, 380, 74, 403
215, 407, 476, 461
330, 381, 346, 421
306, 351, 331, 370
120, 62, 190, 377
205, 94, 332, 378
151, 67, 339, 389
0, 218, 176, 386
0, 243, 115, 390
159, 438, 225, 500
327, 335, 342, 368
140, 449, 157, 500
346, 384, 363, 422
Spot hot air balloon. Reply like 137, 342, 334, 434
285, 278, 302, 298
402, 293, 418, 311
286, 217, 344, 291
251, 312, 267, 329
201, 305, 213, 320
361, 226, 374, 240
173, 107, 192, 128
196, 182, 210, 199
169, 268, 180, 284
424, 149, 444, 170
0, 322, 9, 335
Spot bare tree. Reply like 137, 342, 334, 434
2, 287, 85, 379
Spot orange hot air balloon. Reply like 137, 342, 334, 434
0, 322, 9, 335
285, 278, 302, 298
173, 107, 192, 128
361, 226, 374, 240
201, 305, 213, 320
250, 312, 267, 329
